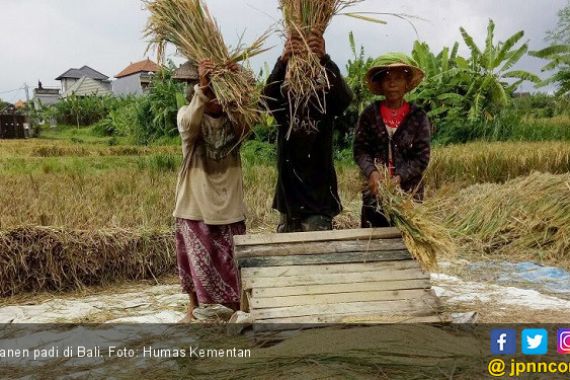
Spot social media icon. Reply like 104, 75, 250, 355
558, 329, 570, 354
491, 329, 516, 355
522, 329, 548, 355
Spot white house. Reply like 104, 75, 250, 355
33, 81, 61, 109
112, 58, 161, 97
55, 65, 111, 97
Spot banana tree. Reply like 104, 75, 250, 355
460, 19, 541, 121
530, 44, 570, 97
345, 31, 375, 114
411, 40, 466, 120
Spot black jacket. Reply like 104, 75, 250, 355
263, 56, 353, 218
353, 101, 431, 199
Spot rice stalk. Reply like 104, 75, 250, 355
144, 0, 270, 134
374, 167, 454, 271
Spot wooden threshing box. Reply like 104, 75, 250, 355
234, 228, 443, 324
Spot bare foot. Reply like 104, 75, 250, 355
179, 293, 198, 323
178, 314, 196, 323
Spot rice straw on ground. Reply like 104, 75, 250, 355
435, 172, 570, 263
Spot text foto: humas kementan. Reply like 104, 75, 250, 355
142, 346, 252, 359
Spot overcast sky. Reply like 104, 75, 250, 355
0, 0, 566, 102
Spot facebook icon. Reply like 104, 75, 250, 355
491, 329, 517, 355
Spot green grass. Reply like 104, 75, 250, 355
511, 116, 570, 141
39, 124, 132, 145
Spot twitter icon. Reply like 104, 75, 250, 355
522, 329, 548, 355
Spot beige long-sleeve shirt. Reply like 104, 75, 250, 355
172, 85, 246, 225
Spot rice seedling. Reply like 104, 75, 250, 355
144, 0, 270, 134
374, 167, 455, 271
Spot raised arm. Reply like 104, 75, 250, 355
177, 85, 210, 159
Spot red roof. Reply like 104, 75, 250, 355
15, 100, 27, 109
115, 58, 161, 79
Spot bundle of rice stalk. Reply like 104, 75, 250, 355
278, 0, 366, 133
0, 226, 175, 296
374, 167, 454, 271
437, 172, 570, 263
144, 0, 270, 134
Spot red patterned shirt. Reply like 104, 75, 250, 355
380, 101, 410, 176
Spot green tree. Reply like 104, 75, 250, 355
459, 19, 541, 121
531, 2, 570, 97
530, 45, 570, 97
345, 31, 375, 114
547, 1, 570, 44
411, 41, 465, 120
134, 63, 183, 144
335, 32, 376, 148
0, 98, 9, 112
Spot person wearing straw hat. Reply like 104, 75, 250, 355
353, 52, 432, 228
263, 32, 353, 233
173, 60, 247, 322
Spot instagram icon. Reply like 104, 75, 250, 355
558, 329, 570, 354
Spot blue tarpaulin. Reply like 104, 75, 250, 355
467, 261, 570, 297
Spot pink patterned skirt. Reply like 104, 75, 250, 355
175, 218, 245, 308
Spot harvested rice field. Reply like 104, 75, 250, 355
1, 137, 569, 310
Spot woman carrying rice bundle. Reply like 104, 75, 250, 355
353, 53, 432, 228
264, 31, 353, 233
173, 60, 247, 322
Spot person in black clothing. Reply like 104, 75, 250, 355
353, 53, 431, 228
263, 32, 353, 233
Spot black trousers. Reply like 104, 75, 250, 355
360, 197, 392, 228
277, 214, 333, 233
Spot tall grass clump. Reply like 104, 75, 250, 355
144, 0, 269, 132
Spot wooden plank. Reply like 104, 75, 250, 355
237, 250, 412, 267
242, 260, 420, 279
250, 289, 430, 309
235, 239, 407, 259
243, 268, 429, 289
234, 228, 401, 247
253, 313, 446, 326
252, 298, 439, 320
251, 279, 431, 298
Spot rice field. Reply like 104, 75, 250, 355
1, 138, 569, 293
